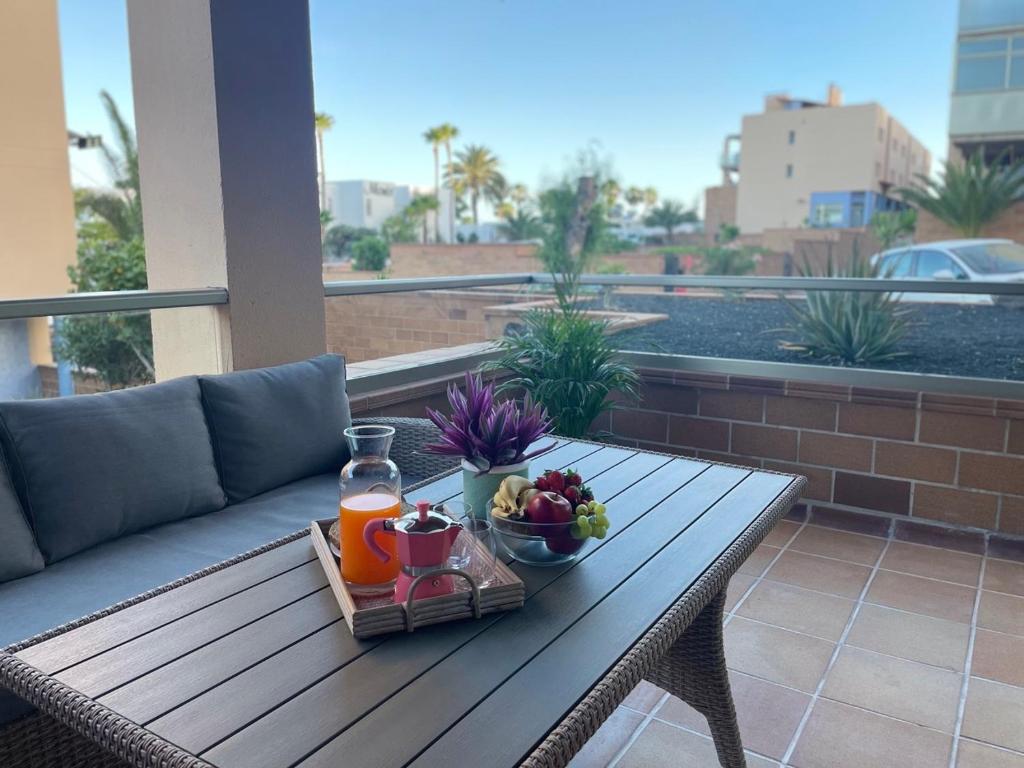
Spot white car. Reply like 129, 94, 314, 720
871, 239, 1024, 305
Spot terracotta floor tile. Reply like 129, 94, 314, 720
822, 646, 962, 732
723, 617, 835, 692
738, 545, 781, 576
956, 739, 1024, 768
880, 541, 982, 586
762, 520, 801, 548
972, 630, 1024, 687
656, 671, 809, 761
978, 591, 1024, 636
846, 603, 969, 671
615, 720, 777, 768
984, 559, 1024, 597
962, 678, 1024, 753
736, 581, 855, 641
866, 569, 977, 624
789, 525, 886, 565
725, 573, 756, 612
621, 680, 664, 714
764, 549, 872, 599
568, 706, 644, 767
790, 699, 952, 768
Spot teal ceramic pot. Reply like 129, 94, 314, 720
461, 460, 530, 521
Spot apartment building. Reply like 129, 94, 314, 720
325, 179, 454, 241
949, 0, 1024, 164
709, 85, 931, 235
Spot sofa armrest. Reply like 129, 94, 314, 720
351, 416, 458, 481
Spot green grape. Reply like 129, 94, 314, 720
592, 526, 607, 539
587, 500, 597, 512
576, 515, 592, 538
595, 513, 609, 528
593, 503, 606, 515
576, 504, 589, 516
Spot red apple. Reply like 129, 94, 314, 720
546, 535, 586, 555
526, 491, 574, 525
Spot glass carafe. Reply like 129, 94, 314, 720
339, 425, 402, 595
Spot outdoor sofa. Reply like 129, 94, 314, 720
0, 354, 453, 756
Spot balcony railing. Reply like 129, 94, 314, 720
3, 273, 1024, 399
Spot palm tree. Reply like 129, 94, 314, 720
497, 209, 543, 241
75, 90, 143, 241
870, 209, 917, 249
644, 200, 690, 243
643, 186, 659, 209
435, 123, 460, 238
423, 126, 446, 239
510, 183, 530, 209
404, 194, 440, 243
898, 150, 1024, 237
314, 112, 334, 235
447, 144, 505, 225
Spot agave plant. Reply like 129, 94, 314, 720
778, 250, 912, 366
424, 373, 554, 472
486, 307, 640, 438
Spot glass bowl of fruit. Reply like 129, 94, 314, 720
489, 469, 610, 566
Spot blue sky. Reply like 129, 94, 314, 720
59, 0, 959, 216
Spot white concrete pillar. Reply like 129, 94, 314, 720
127, 0, 326, 378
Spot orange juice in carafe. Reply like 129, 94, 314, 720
340, 492, 401, 589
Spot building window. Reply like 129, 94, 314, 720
956, 35, 1024, 92
785, 164, 793, 178
788, 130, 795, 145
813, 203, 844, 227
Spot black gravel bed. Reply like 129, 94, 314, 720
593, 293, 1024, 381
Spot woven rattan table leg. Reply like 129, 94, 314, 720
643, 589, 745, 768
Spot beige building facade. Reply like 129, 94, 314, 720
726, 87, 930, 235
0, 0, 78, 396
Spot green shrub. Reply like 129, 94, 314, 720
351, 237, 389, 272
485, 307, 639, 438
700, 246, 757, 276
778, 251, 911, 365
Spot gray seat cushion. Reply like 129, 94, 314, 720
0, 452, 43, 583
0, 470, 427, 724
0, 377, 226, 564
199, 354, 352, 503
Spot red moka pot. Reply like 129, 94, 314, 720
363, 500, 462, 602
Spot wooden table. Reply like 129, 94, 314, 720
1, 440, 804, 768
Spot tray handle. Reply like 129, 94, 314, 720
404, 569, 481, 632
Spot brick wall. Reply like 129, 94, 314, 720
597, 368, 1024, 553
915, 201, 1024, 244
324, 290, 537, 363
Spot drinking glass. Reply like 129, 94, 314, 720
441, 502, 498, 588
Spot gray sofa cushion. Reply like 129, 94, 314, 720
199, 355, 351, 503
0, 377, 226, 564
0, 452, 43, 583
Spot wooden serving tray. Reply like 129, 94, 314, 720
309, 519, 524, 638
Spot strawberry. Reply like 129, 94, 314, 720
534, 475, 549, 492
564, 485, 580, 504
546, 470, 565, 493
580, 485, 594, 502
565, 470, 582, 487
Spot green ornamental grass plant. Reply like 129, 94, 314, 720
778, 249, 912, 366
487, 306, 639, 438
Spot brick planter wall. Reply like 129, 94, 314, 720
596, 368, 1024, 557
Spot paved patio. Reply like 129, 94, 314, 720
571, 520, 1024, 768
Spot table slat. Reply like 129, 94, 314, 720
16, 536, 315, 672
55, 561, 326, 697
98, 586, 342, 724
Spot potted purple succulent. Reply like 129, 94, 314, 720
424, 373, 555, 520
